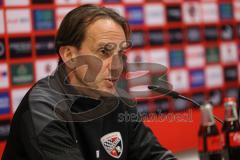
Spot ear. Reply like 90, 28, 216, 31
59, 46, 78, 68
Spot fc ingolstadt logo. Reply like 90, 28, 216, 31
101, 132, 123, 159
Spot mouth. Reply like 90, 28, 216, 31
104, 78, 118, 88
105, 78, 118, 83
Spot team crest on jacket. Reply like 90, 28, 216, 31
101, 132, 123, 159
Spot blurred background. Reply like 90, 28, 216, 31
0, 0, 239, 159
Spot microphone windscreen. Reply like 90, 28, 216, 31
148, 85, 179, 98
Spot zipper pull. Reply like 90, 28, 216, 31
96, 150, 100, 159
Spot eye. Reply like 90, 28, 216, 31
105, 43, 117, 51
98, 48, 111, 57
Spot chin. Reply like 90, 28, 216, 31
100, 87, 116, 95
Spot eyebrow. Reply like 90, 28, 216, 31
89, 42, 105, 52
96, 42, 116, 51
96, 42, 106, 47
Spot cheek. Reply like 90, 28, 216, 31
74, 65, 103, 84
74, 52, 104, 80
74, 66, 98, 84
78, 59, 103, 82
74, 66, 87, 80
98, 62, 109, 77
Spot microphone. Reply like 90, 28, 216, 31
148, 85, 223, 124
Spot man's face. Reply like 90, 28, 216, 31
70, 19, 127, 94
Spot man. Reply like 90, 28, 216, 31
2, 4, 177, 160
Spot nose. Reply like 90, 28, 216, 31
108, 54, 123, 78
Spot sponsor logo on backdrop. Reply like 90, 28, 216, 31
183, 2, 202, 24
36, 35, 56, 55
9, 37, 32, 58
190, 69, 205, 88
128, 73, 151, 97
0, 92, 10, 114
187, 27, 201, 43
167, 5, 182, 22
126, 6, 144, 25
11, 88, 29, 112
169, 69, 189, 92
234, 1, 240, 21
0, 10, 4, 34
185, 45, 205, 68
0, 39, 6, 59
32, 0, 53, 4
127, 50, 148, 63
80, 0, 101, 4
136, 101, 149, 114
103, 0, 121, 3
224, 65, 238, 82
5, 0, 29, 6
145, 0, 160, 2
204, 26, 218, 41
104, 5, 125, 17
0, 120, 10, 141
126, 50, 151, 97
220, 42, 238, 64
192, 93, 205, 105
237, 24, 240, 38
205, 65, 223, 88
239, 63, 240, 83
149, 30, 164, 46
163, 0, 181, 2
155, 99, 169, 113
219, 3, 233, 20
206, 46, 219, 64
169, 49, 185, 67
225, 88, 239, 98
0, 63, 9, 88
168, 28, 183, 44
130, 30, 145, 48
144, 4, 165, 26
56, 7, 74, 28
174, 98, 188, 111
36, 59, 58, 81
55, 0, 77, 5
33, 9, 55, 30
6, 9, 31, 33
127, 50, 148, 70
209, 89, 222, 106
123, 0, 143, 3
11, 63, 33, 85
221, 24, 234, 40
149, 49, 168, 69
202, 2, 219, 23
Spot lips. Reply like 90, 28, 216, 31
104, 78, 118, 88
105, 78, 118, 83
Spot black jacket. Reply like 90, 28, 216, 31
2, 66, 177, 160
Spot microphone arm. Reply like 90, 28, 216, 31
148, 85, 223, 124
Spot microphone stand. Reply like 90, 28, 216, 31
148, 85, 223, 124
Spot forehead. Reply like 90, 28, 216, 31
85, 19, 126, 44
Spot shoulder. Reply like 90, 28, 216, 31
13, 76, 67, 136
